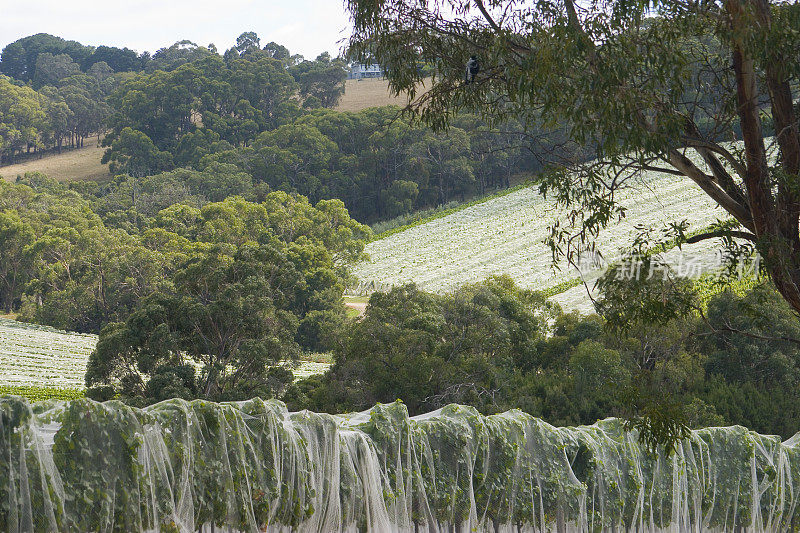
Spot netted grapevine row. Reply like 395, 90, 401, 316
1, 396, 798, 532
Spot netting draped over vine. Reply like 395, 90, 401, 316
1, 396, 799, 532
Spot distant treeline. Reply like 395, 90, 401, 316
0, 33, 347, 160
1, 32, 559, 224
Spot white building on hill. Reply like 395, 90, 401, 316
349, 63, 384, 79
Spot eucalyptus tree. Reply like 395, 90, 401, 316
411, 126, 476, 204
81, 45, 142, 72
85, 240, 303, 403
288, 52, 349, 108
346, 0, 800, 314
38, 86, 72, 152
0, 76, 47, 162
0, 33, 92, 82
31, 52, 80, 89
0, 210, 34, 313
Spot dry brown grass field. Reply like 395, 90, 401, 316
0, 136, 108, 183
337, 77, 427, 112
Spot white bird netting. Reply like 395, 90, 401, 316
1, 396, 799, 532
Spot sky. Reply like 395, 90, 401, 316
0, 0, 353, 60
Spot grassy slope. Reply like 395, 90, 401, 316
336, 77, 426, 112
0, 136, 108, 182
336, 78, 407, 111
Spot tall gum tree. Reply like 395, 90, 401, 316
345, 0, 800, 313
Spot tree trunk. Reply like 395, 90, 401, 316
728, 0, 800, 313
3, 279, 12, 314
752, 0, 800, 307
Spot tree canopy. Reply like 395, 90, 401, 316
287, 277, 800, 440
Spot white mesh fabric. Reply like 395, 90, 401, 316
1, 396, 798, 532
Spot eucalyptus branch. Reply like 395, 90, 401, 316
694, 305, 800, 347
640, 165, 688, 177
685, 230, 756, 244
472, 0, 529, 54
666, 149, 753, 230
680, 137, 748, 182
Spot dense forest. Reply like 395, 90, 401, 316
0, 32, 546, 224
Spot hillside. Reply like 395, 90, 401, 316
336, 77, 422, 112
0, 79, 412, 183
0, 136, 108, 182
352, 160, 732, 313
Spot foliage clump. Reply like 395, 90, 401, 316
288, 277, 800, 445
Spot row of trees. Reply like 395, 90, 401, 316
0, 32, 351, 165
285, 277, 800, 440
0, 33, 142, 81
98, 108, 542, 224
97, 44, 546, 222
0, 68, 113, 163
188, 108, 538, 222
0, 32, 334, 83
97, 58, 545, 222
